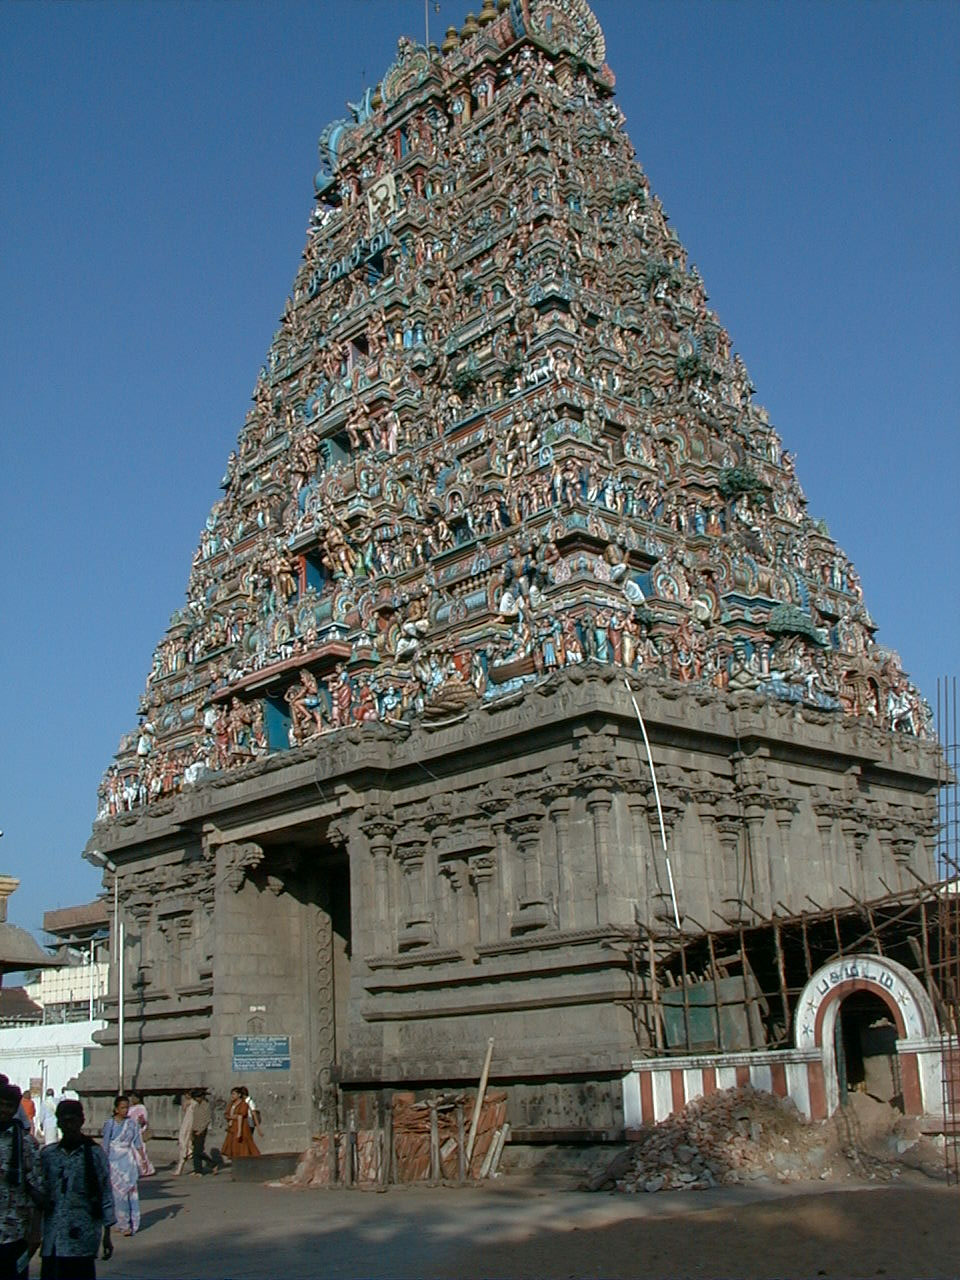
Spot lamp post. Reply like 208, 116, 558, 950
86, 851, 123, 1093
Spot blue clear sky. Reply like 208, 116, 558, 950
1, 0, 958, 938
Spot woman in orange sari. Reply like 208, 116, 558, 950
221, 1087, 260, 1160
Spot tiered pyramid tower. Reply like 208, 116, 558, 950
84, 0, 941, 1139
98, 0, 929, 817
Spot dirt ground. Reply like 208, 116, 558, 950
94, 1140, 959, 1279
446, 1181, 960, 1279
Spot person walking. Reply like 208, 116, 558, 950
125, 1094, 154, 1178
221, 1088, 260, 1162
18, 1093, 35, 1142
101, 1096, 145, 1236
189, 1090, 218, 1176
240, 1088, 263, 1143
174, 1093, 195, 1176
40, 1100, 114, 1280
38, 1092, 58, 1149
0, 1083, 44, 1280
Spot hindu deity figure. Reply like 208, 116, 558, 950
285, 669, 328, 743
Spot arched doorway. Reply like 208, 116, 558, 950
834, 989, 902, 1110
795, 954, 940, 1116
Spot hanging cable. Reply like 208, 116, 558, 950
625, 679, 680, 930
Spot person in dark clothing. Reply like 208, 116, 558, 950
189, 1091, 218, 1176
0, 1084, 44, 1280
39, 1100, 114, 1280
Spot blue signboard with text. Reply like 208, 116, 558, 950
232, 1035, 290, 1072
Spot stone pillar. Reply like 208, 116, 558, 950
490, 814, 512, 937
508, 815, 550, 934
394, 838, 433, 951
361, 816, 395, 938
813, 801, 837, 896
548, 797, 573, 931
714, 814, 743, 923
129, 904, 153, 992
770, 793, 798, 906
175, 914, 193, 988
586, 789, 613, 926
841, 816, 869, 898
742, 793, 771, 910
645, 782, 685, 927
468, 855, 497, 943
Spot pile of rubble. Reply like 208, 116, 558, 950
593, 1087, 833, 1194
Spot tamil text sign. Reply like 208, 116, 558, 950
232, 1035, 291, 1072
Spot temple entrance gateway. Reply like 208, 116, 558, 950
795, 954, 940, 1116
224, 836, 351, 1143
307, 851, 352, 1115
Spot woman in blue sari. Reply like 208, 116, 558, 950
102, 1094, 146, 1235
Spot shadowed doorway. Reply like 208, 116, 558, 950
834, 990, 902, 1111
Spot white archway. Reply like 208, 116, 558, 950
795, 954, 939, 1115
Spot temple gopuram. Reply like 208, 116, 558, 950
80, 0, 942, 1147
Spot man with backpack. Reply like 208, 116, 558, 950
0, 1083, 44, 1279
40, 1100, 114, 1279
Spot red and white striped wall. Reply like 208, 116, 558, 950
623, 954, 951, 1132
623, 1048, 825, 1131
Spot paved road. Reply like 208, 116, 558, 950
87, 1147, 958, 1279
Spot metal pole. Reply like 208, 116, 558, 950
88, 937, 94, 1022
118, 920, 125, 1094
113, 873, 119, 987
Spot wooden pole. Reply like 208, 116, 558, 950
648, 935, 663, 1051
479, 1127, 500, 1178
465, 1038, 495, 1173
738, 924, 759, 1048
456, 1102, 465, 1183
920, 898, 936, 1003
677, 932, 693, 1053
327, 1116, 338, 1186
800, 910, 812, 977
705, 930, 725, 1052
773, 917, 790, 1041
346, 1109, 355, 1187
865, 901, 884, 955
428, 1100, 440, 1183
831, 906, 843, 959
379, 1099, 392, 1189
629, 941, 641, 1045
488, 1121, 510, 1177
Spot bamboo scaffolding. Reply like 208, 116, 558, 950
628, 876, 957, 1058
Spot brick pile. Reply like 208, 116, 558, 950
392, 1088, 507, 1181
607, 1087, 828, 1193
285, 1088, 508, 1188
